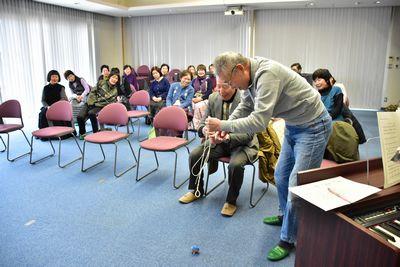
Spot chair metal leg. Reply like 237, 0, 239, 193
58, 135, 83, 168
172, 149, 190, 189
81, 141, 106, 172
136, 148, 159, 181
0, 136, 6, 152
30, 136, 56, 164
113, 139, 137, 178
205, 161, 227, 196
129, 118, 136, 134
185, 130, 196, 144
6, 130, 31, 162
249, 164, 269, 208
137, 118, 141, 138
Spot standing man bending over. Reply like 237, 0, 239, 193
206, 52, 332, 261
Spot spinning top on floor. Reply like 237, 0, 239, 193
191, 245, 200, 255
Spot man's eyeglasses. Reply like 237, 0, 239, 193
226, 64, 238, 87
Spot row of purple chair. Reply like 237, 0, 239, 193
136, 65, 181, 88
0, 98, 192, 188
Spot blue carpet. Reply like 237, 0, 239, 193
0, 121, 291, 267
0, 111, 381, 266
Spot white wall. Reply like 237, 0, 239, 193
382, 7, 400, 107
93, 14, 123, 77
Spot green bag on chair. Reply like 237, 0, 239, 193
148, 126, 156, 139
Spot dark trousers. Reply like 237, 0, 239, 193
188, 142, 249, 205
149, 100, 165, 119
77, 104, 103, 135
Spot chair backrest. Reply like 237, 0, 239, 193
97, 103, 128, 126
129, 90, 150, 106
153, 106, 188, 132
0, 99, 22, 119
168, 69, 181, 82
46, 100, 73, 122
137, 65, 150, 77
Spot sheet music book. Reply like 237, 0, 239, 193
289, 176, 381, 211
377, 112, 400, 188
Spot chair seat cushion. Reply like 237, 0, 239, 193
0, 124, 23, 133
84, 131, 129, 144
32, 126, 74, 138
140, 136, 187, 151
127, 110, 149, 118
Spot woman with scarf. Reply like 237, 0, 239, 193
190, 64, 212, 130
122, 65, 138, 94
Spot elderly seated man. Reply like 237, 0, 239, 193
178, 78, 259, 217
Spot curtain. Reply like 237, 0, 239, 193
254, 7, 392, 109
0, 0, 96, 119
124, 11, 252, 70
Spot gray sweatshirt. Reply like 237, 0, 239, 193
220, 57, 326, 133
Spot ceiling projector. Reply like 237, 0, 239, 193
224, 6, 244, 16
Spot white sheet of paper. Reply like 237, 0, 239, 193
289, 176, 381, 211
377, 112, 400, 188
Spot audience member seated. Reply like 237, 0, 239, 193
207, 63, 217, 91
178, 78, 258, 217
63, 70, 91, 112
77, 69, 119, 139
160, 63, 170, 81
38, 70, 69, 129
291, 62, 313, 85
313, 68, 365, 162
313, 68, 344, 121
190, 64, 213, 130
149, 66, 170, 123
97, 64, 110, 83
111, 67, 132, 111
166, 70, 194, 112
187, 65, 197, 80
123, 65, 139, 93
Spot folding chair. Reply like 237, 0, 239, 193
0, 100, 31, 161
136, 106, 190, 189
81, 103, 137, 178
204, 156, 269, 208
30, 100, 82, 167
128, 90, 150, 138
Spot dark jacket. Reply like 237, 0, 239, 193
41, 83, 67, 107
198, 91, 259, 174
87, 79, 118, 108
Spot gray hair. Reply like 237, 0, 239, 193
213, 52, 248, 77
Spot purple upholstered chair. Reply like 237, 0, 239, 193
81, 103, 137, 178
137, 65, 150, 77
168, 68, 181, 83
136, 65, 150, 90
136, 106, 190, 189
128, 90, 150, 138
0, 100, 31, 161
30, 100, 82, 167
204, 156, 268, 208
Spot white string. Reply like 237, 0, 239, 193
191, 133, 213, 197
